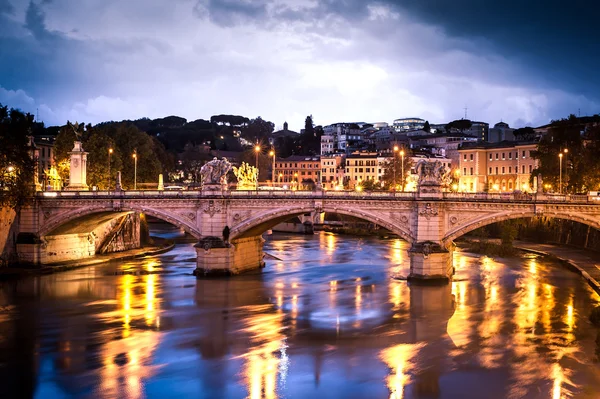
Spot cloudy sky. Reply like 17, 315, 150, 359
1, 0, 599, 130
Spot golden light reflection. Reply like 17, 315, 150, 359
380, 343, 424, 399
98, 273, 163, 399
241, 306, 287, 399
326, 233, 336, 255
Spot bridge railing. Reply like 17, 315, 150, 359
35, 190, 600, 203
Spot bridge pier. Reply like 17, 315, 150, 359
194, 236, 265, 277
408, 242, 454, 283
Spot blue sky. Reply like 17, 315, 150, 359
0, 0, 598, 130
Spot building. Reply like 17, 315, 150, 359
468, 121, 489, 140
408, 132, 478, 165
269, 121, 300, 146
274, 155, 320, 186
33, 135, 56, 189
457, 141, 539, 193
322, 123, 363, 153
320, 154, 345, 190
321, 134, 335, 155
344, 152, 379, 189
487, 122, 515, 142
392, 118, 425, 132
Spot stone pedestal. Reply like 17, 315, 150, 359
408, 242, 453, 283
194, 236, 265, 277
115, 171, 123, 191
66, 141, 89, 191
158, 174, 164, 191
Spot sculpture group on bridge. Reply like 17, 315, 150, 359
415, 159, 451, 190
232, 162, 259, 190
200, 157, 232, 189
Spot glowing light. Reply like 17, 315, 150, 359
233, 162, 259, 190
380, 344, 424, 399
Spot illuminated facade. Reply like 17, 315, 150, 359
344, 152, 379, 188
274, 155, 321, 185
457, 142, 538, 192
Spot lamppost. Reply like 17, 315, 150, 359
133, 150, 138, 191
393, 145, 399, 191
269, 149, 275, 185
254, 144, 261, 170
563, 148, 568, 193
559, 152, 563, 194
400, 149, 405, 192
108, 148, 113, 190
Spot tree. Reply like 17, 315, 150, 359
447, 119, 472, 132
381, 151, 414, 191
242, 117, 274, 142
304, 115, 314, 138
240, 148, 272, 182
0, 105, 37, 208
513, 127, 536, 141
423, 121, 431, 133
532, 118, 585, 193
180, 142, 211, 183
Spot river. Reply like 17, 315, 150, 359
1, 229, 600, 398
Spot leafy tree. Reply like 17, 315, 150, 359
180, 142, 212, 183
304, 115, 314, 138
381, 151, 414, 191
240, 147, 272, 182
84, 131, 122, 189
532, 118, 584, 193
447, 119, 472, 132
242, 117, 274, 142
0, 105, 37, 208
423, 121, 431, 133
360, 179, 382, 191
513, 127, 536, 141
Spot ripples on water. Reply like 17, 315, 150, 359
1, 230, 600, 398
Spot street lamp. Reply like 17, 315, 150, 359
559, 152, 563, 194
133, 150, 138, 191
400, 149, 405, 192
254, 144, 261, 170
108, 148, 113, 190
393, 145, 399, 191
563, 148, 568, 193
269, 149, 275, 185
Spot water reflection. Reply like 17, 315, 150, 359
1, 233, 600, 398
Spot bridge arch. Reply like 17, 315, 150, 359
231, 205, 414, 243
39, 205, 202, 239
443, 210, 600, 245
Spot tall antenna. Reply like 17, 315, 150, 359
463, 106, 468, 120
36, 108, 39, 122
578, 108, 581, 117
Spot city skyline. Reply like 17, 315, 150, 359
1, 0, 598, 129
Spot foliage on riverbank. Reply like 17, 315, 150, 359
459, 239, 519, 257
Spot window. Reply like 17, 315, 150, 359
470, 182, 474, 191
496, 153, 499, 160
495, 167, 499, 174
470, 154, 474, 161
522, 151, 525, 158
489, 153, 493, 160
470, 167, 473, 175
509, 153, 512, 160
359, 168, 363, 173
529, 165, 533, 173
502, 166, 505, 174
509, 166, 512, 173
463, 154, 467, 161
463, 167, 467, 175
502, 153, 505, 160
509, 181, 513, 190
366, 168, 370, 173
489, 167, 492, 174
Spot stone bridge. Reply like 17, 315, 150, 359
16, 189, 600, 281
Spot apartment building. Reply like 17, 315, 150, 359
275, 155, 321, 185
458, 142, 538, 192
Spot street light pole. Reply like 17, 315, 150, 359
269, 149, 275, 185
393, 145, 399, 191
400, 149, 405, 192
559, 152, 563, 194
563, 148, 568, 193
108, 148, 113, 190
133, 150, 138, 191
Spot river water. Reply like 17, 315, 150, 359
1, 229, 600, 398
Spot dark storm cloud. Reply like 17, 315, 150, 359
199, 0, 269, 27
0, 0, 13, 14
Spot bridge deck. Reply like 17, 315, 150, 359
37, 190, 597, 204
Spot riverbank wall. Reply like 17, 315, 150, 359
0, 207, 18, 265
